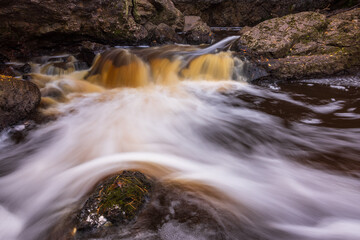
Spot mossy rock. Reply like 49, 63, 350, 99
74, 171, 153, 234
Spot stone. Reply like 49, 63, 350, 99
0, 76, 41, 130
172, 0, 339, 27
239, 12, 328, 58
235, 8, 360, 80
184, 16, 213, 44
52, 171, 153, 239
0, 0, 185, 60
153, 23, 183, 44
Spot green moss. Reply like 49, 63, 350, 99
131, 0, 141, 23
98, 172, 151, 221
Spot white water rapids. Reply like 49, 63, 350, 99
0, 43, 360, 240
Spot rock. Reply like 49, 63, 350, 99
145, 0, 184, 31
0, 63, 32, 78
76, 41, 109, 67
153, 23, 183, 44
72, 171, 152, 237
16, 63, 32, 74
240, 12, 328, 58
0, 0, 184, 60
172, 0, 340, 27
0, 65, 16, 77
0, 76, 41, 130
53, 171, 239, 240
236, 8, 360, 80
184, 16, 213, 44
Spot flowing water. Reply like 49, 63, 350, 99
1, 37, 360, 240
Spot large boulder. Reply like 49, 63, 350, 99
172, 0, 346, 27
235, 8, 360, 80
49, 171, 153, 239
0, 0, 184, 60
240, 12, 328, 58
51, 171, 233, 240
0, 76, 41, 130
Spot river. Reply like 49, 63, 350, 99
0, 37, 360, 240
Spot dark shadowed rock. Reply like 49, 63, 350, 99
184, 16, 213, 44
77, 41, 109, 67
0, 65, 16, 77
0, 76, 41, 130
0, 0, 184, 60
173, 0, 344, 27
153, 23, 184, 44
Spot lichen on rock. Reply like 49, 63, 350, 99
240, 12, 328, 58
236, 8, 360, 80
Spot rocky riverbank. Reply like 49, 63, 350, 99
1, 3, 359, 128
1, 0, 358, 61
0, 3, 359, 129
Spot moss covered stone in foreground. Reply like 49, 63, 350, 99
74, 171, 153, 235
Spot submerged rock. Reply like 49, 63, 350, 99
236, 8, 360, 80
0, 76, 41, 130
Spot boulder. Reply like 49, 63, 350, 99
0, 76, 41, 130
240, 12, 328, 58
0, 0, 184, 60
52, 171, 233, 240
172, 0, 342, 27
235, 8, 360, 80
49, 171, 153, 239
183, 16, 214, 44
153, 23, 184, 44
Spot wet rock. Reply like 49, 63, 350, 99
77, 41, 109, 67
0, 76, 41, 130
69, 171, 152, 238
0, 63, 32, 78
183, 16, 213, 44
16, 63, 32, 74
0, 0, 184, 60
153, 23, 183, 44
173, 0, 340, 27
0, 65, 16, 77
236, 8, 360, 80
